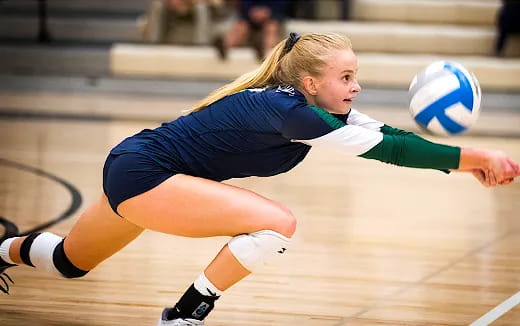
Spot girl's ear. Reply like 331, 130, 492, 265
302, 76, 318, 96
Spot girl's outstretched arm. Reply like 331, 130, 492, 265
454, 148, 520, 187
282, 106, 519, 187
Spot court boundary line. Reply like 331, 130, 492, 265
469, 291, 520, 326
0, 158, 82, 236
334, 228, 519, 326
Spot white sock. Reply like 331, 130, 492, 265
0, 237, 20, 264
193, 272, 223, 297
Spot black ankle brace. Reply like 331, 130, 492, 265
167, 284, 220, 320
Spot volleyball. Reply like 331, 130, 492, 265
408, 60, 481, 136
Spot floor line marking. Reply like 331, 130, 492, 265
334, 229, 519, 326
469, 291, 520, 326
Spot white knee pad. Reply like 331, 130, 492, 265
29, 232, 64, 277
228, 230, 291, 272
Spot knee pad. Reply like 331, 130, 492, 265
24, 232, 89, 279
228, 230, 291, 272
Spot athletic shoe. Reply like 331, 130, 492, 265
0, 261, 16, 294
157, 308, 204, 326
156, 318, 204, 326
0, 216, 19, 294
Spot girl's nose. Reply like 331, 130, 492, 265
352, 80, 361, 93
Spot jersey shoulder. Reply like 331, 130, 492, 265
262, 85, 308, 112
257, 86, 347, 140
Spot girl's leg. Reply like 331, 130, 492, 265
117, 174, 296, 321
118, 173, 296, 288
5, 194, 144, 272
1, 173, 295, 322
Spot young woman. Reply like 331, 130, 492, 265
0, 33, 518, 326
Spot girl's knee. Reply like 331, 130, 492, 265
264, 204, 297, 238
280, 207, 297, 237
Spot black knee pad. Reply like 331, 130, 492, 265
20, 233, 41, 267
52, 240, 89, 279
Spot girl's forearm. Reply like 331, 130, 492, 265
455, 148, 490, 172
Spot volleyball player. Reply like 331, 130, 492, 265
1, 33, 519, 326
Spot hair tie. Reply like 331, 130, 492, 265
283, 32, 301, 55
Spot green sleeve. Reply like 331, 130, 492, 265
379, 124, 415, 137
359, 125, 461, 172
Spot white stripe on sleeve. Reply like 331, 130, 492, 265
347, 109, 384, 131
294, 124, 383, 156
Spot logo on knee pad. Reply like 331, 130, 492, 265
228, 230, 292, 272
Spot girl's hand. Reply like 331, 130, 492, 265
458, 149, 520, 187
499, 177, 515, 185
471, 169, 494, 187
471, 168, 515, 187
486, 150, 520, 184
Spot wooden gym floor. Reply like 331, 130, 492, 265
0, 93, 519, 326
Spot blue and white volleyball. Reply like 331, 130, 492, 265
408, 61, 481, 136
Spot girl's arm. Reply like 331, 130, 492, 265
349, 114, 520, 185
283, 106, 519, 187
455, 148, 520, 187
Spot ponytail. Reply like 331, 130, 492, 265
184, 32, 352, 114
185, 40, 287, 114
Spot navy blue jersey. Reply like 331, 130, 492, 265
110, 86, 385, 181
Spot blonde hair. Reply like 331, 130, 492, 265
186, 33, 353, 114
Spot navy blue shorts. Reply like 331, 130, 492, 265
238, 1, 288, 28
102, 152, 177, 216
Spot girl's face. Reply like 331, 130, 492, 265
305, 49, 361, 114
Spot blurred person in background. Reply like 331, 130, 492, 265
340, 0, 352, 20
495, 0, 520, 56
140, 0, 224, 44
289, 0, 316, 20
214, 0, 290, 61
37, 0, 51, 42
288, 0, 350, 21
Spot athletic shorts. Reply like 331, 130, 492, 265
102, 152, 178, 216
238, 2, 288, 28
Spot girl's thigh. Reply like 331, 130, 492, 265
117, 174, 296, 238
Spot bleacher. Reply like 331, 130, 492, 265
0, 0, 519, 91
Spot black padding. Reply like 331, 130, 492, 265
170, 284, 219, 320
20, 233, 41, 267
52, 240, 88, 278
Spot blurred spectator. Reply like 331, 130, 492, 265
37, 0, 51, 42
289, 0, 350, 21
289, 0, 316, 20
495, 0, 520, 56
140, 0, 225, 44
340, 0, 352, 20
214, 0, 290, 61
